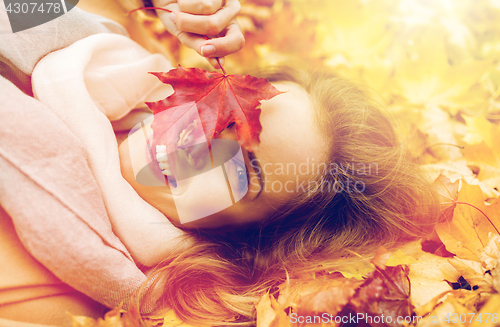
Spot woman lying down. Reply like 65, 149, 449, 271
0, 0, 439, 325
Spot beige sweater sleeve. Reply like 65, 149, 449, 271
0, 206, 105, 326
77, 0, 177, 64
0, 3, 178, 319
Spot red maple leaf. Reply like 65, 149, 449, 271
146, 66, 283, 154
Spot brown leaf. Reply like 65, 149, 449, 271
297, 279, 363, 317
276, 274, 351, 311
421, 230, 455, 257
371, 246, 392, 270
350, 266, 413, 327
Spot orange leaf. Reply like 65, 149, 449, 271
435, 181, 498, 261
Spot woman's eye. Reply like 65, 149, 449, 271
234, 160, 248, 194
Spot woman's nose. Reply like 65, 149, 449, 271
216, 123, 239, 141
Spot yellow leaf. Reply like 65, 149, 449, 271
448, 257, 486, 286
69, 307, 123, 327
468, 294, 500, 327
256, 290, 292, 327
462, 117, 500, 198
484, 197, 500, 236
329, 247, 416, 281
396, 239, 428, 260
421, 161, 474, 186
160, 310, 198, 327
463, 140, 500, 199
335, 260, 374, 280
386, 249, 417, 266
391, 30, 490, 112
435, 182, 497, 260
269, 296, 291, 327
493, 262, 500, 293
463, 115, 500, 148
477, 233, 500, 271
415, 291, 478, 327
256, 292, 277, 327
291, 0, 396, 64
428, 300, 468, 327
418, 107, 463, 160
70, 315, 99, 327
409, 253, 460, 308
276, 275, 350, 309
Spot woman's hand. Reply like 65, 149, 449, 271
152, 0, 245, 70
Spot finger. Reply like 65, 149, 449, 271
206, 57, 225, 70
175, 31, 226, 71
176, 31, 210, 52
174, 0, 240, 36
154, 1, 230, 71
156, 6, 226, 70
199, 22, 245, 58
152, 0, 177, 8
172, 31, 225, 70
155, 2, 182, 36
178, 0, 223, 15
152, 0, 178, 11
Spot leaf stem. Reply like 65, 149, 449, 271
128, 7, 227, 74
201, 36, 227, 75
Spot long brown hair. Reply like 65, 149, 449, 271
137, 65, 439, 325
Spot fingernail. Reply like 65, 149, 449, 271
201, 45, 216, 57
169, 12, 176, 23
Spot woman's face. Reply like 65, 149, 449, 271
119, 82, 328, 229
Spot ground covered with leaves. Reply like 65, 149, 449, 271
73, 0, 500, 325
